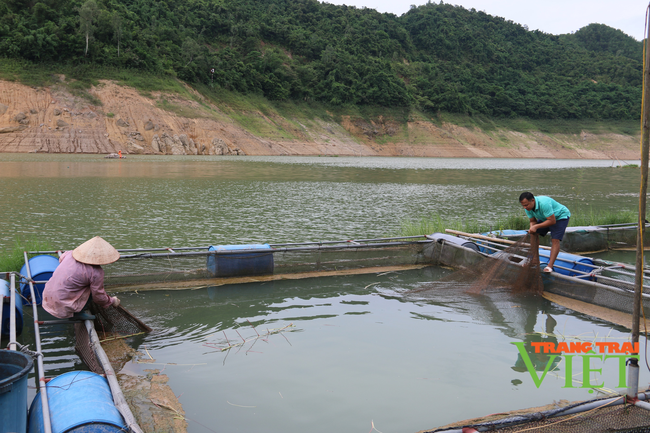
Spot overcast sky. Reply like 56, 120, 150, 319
324, 0, 649, 41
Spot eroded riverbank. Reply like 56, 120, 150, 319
0, 80, 640, 159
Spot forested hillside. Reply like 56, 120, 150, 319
0, 0, 643, 120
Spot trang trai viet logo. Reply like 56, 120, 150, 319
511, 341, 639, 389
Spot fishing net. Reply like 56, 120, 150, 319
89, 303, 152, 339
100, 241, 429, 290
414, 234, 543, 296
74, 301, 152, 374
74, 322, 102, 374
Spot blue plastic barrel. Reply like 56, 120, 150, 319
538, 249, 594, 276
28, 371, 126, 433
0, 350, 33, 433
1, 279, 23, 337
20, 255, 59, 306
207, 244, 274, 277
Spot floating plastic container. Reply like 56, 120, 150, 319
20, 255, 60, 306
1, 278, 23, 337
427, 233, 480, 252
0, 350, 33, 433
28, 371, 126, 433
207, 244, 274, 277
538, 249, 594, 276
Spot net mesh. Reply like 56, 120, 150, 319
89, 303, 152, 339
74, 321, 102, 374
101, 243, 428, 290
73, 301, 152, 374
413, 235, 543, 296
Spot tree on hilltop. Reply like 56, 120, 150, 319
79, 0, 100, 57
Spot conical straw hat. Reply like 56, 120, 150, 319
72, 236, 120, 265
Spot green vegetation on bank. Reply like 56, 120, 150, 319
0, 0, 642, 120
0, 237, 54, 273
400, 209, 640, 237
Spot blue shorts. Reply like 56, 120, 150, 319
537, 218, 570, 241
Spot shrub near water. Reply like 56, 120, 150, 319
399, 209, 639, 237
398, 213, 530, 237
0, 237, 54, 273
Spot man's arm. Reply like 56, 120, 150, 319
529, 214, 556, 234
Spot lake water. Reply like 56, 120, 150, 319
0, 155, 646, 432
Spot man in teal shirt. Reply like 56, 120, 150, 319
519, 192, 571, 273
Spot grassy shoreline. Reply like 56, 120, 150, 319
0, 237, 54, 273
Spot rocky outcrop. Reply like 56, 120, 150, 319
127, 131, 144, 141
14, 112, 29, 125
0, 125, 26, 133
151, 134, 162, 153
178, 134, 197, 155
208, 137, 244, 155
148, 133, 200, 155
126, 140, 147, 154
211, 138, 229, 155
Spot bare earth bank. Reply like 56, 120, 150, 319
0, 79, 639, 159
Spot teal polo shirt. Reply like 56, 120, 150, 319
524, 196, 570, 221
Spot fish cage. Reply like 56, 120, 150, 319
25, 236, 435, 291
483, 223, 650, 253
425, 231, 650, 318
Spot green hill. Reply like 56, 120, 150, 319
0, 0, 643, 120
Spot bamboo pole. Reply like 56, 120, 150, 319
444, 229, 553, 250
23, 252, 53, 433
9, 272, 16, 351
85, 319, 144, 433
633, 11, 650, 346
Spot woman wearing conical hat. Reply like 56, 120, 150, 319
42, 236, 121, 319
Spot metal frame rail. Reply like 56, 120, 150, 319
27, 235, 432, 257
21, 252, 53, 433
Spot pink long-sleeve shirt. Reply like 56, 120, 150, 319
42, 250, 112, 319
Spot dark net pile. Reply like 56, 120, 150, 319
414, 234, 543, 297
74, 301, 152, 374
429, 398, 650, 433
469, 235, 543, 295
